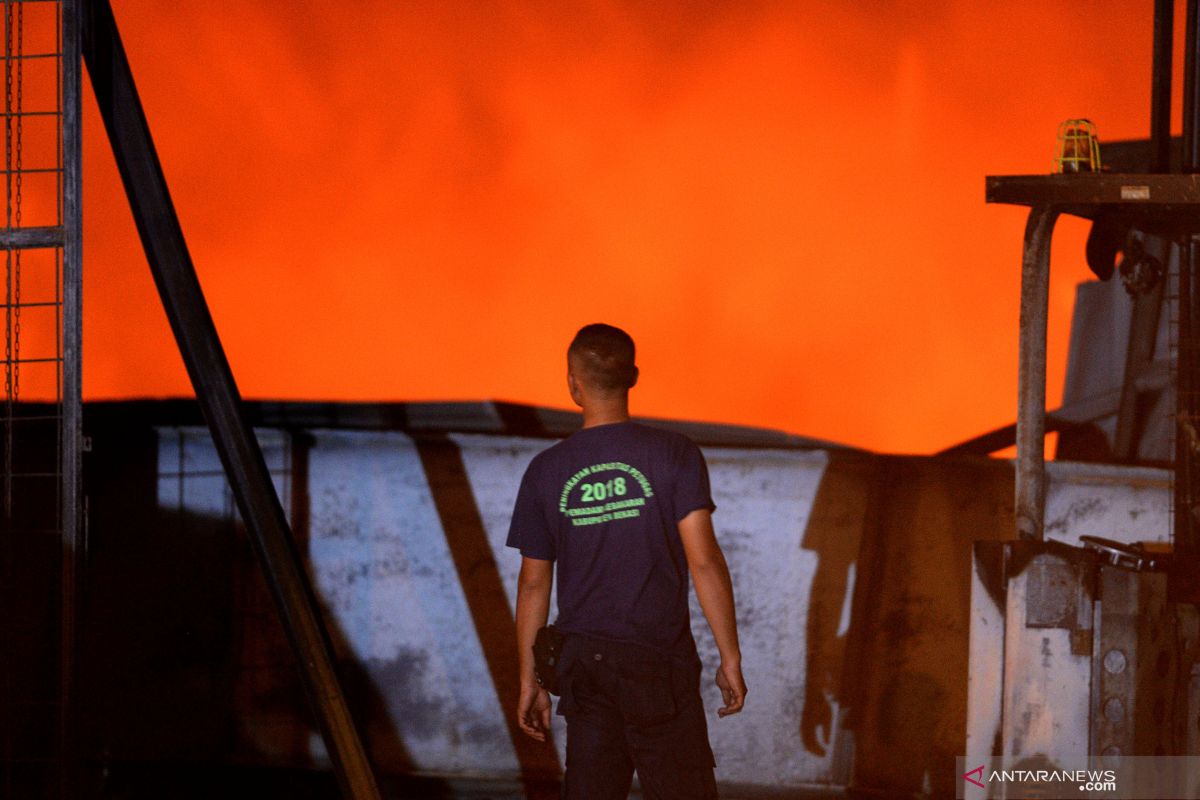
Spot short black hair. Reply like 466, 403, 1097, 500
568, 323, 637, 392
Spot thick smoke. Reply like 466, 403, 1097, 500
69, 0, 1159, 451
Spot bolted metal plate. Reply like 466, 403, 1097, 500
1026, 556, 1085, 629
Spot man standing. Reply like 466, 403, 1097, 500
507, 323, 746, 799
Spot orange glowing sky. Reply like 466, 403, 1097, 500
76, 1, 1178, 452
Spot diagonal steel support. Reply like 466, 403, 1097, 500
1112, 249, 1166, 461
1016, 205, 1059, 541
80, 1, 380, 797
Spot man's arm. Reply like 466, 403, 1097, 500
679, 508, 747, 717
515, 555, 554, 740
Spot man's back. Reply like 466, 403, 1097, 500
507, 420, 715, 655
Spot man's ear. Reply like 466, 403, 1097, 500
628, 366, 639, 389
567, 371, 583, 405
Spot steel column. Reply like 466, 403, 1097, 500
1178, 236, 1200, 564
1016, 206, 1058, 541
80, 1, 380, 797
1152, 0, 1174, 173
1185, 0, 1200, 172
60, 1, 83, 796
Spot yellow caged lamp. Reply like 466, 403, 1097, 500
1054, 118, 1102, 173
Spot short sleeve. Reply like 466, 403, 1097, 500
673, 438, 716, 522
506, 463, 556, 561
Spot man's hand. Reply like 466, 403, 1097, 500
514, 557, 554, 741
715, 661, 747, 718
517, 684, 553, 741
679, 509, 746, 718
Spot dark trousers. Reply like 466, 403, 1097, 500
555, 634, 717, 800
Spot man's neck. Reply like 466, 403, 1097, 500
581, 401, 630, 429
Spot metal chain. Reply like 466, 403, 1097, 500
0, 0, 21, 520
3, 0, 12, 519
11, 0, 19, 406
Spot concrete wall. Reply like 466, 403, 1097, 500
152, 427, 852, 790
85, 418, 1170, 796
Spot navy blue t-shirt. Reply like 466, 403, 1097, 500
506, 421, 715, 656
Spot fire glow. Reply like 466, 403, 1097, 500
63, 1, 1176, 452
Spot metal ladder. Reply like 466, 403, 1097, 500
0, 0, 81, 797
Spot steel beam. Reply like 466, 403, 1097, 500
0, 225, 64, 249
1016, 206, 1058, 540
80, 1, 380, 797
986, 173, 1200, 207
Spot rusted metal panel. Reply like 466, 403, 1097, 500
844, 456, 1016, 798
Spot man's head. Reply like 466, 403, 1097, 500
567, 323, 638, 404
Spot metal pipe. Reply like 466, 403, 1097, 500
60, 1, 83, 796
1152, 0, 1174, 172
1185, 0, 1200, 171
1016, 205, 1059, 541
80, 2, 380, 797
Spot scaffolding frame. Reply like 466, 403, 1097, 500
3, 1, 378, 797
0, 0, 79, 796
